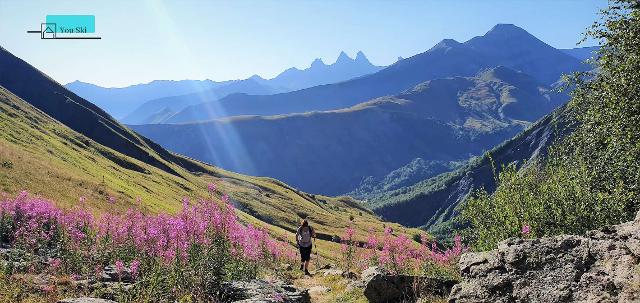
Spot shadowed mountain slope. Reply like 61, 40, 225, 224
133, 66, 566, 195
368, 105, 573, 229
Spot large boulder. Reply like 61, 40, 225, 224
362, 266, 457, 303
449, 211, 640, 303
221, 279, 310, 303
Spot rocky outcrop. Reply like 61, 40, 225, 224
449, 211, 640, 303
220, 279, 310, 303
361, 266, 457, 303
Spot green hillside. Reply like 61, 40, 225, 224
0, 85, 416, 259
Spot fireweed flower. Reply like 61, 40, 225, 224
115, 260, 125, 277
207, 183, 217, 195
522, 224, 531, 235
130, 260, 141, 279
0, 190, 294, 285
49, 258, 62, 270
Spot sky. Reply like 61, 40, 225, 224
0, 0, 607, 87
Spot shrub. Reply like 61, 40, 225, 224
461, 0, 640, 251
461, 162, 627, 251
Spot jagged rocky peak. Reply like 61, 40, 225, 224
355, 51, 371, 64
310, 58, 326, 68
335, 51, 354, 64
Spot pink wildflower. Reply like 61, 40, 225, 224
49, 258, 62, 270
522, 224, 531, 235
130, 260, 141, 279
115, 260, 124, 277
207, 183, 217, 194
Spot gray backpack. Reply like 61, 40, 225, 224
298, 226, 314, 247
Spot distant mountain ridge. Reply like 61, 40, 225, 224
264, 51, 384, 92
165, 24, 585, 124
65, 79, 223, 119
560, 46, 600, 61
133, 66, 566, 195
121, 78, 279, 124
66, 51, 384, 122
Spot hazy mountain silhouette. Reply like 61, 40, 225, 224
560, 46, 600, 61
121, 78, 279, 124
67, 51, 383, 122
165, 24, 584, 124
65, 79, 223, 119
133, 66, 567, 194
266, 51, 384, 91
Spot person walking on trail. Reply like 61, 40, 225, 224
296, 219, 316, 276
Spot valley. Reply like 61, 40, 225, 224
1, 1, 636, 301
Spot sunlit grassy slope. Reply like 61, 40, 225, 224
0, 85, 417, 259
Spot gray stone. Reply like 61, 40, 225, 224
221, 279, 310, 303
100, 265, 132, 283
322, 269, 344, 277
58, 298, 116, 303
361, 266, 457, 303
449, 211, 640, 303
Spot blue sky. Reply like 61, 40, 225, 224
0, 0, 606, 87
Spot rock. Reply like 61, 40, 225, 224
450, 211, 640, 303
100, 265, 132, 283
58, 298, 116, 303
221, 279, 310, 303
322, 269, 344, 277
362, 266, 457, 303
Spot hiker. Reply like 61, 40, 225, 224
296, 219, 316, 275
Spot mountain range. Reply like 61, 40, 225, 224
133, 66, 566, 195
65, 79, 222, 119
161, 24, 584, 124
131, 24, 578, 195
65, 51, 383, 122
